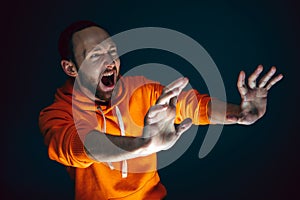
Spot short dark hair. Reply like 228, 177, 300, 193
58, 20, 101, 62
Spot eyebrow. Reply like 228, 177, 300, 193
88, 46, 117, 54
91, 47, 102, 52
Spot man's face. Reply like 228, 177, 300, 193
72, 26, 121, 102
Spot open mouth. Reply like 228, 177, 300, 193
101, 70, 115, 87
99, 68, 117, 91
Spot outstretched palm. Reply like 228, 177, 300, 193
233, 65, 283, 125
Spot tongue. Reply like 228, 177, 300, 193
101, 75, 114, 87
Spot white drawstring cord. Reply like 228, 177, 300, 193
115, 106, 127, 178
97, 106, 114, 170
97, 106, 127, 178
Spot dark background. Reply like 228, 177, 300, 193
2, 0, 299, 199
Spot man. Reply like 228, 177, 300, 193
39, 20, 283, 199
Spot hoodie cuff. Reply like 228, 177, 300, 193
199, 96, 212, 125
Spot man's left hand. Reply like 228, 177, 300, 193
227, 65, 283, 125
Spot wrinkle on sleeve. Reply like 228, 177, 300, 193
175, 89, 211, 125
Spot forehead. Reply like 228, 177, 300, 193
72, 26, 115, 55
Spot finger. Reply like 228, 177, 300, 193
146, 114, 168, 125
158, 77, 189, 105
146, 104, 170, 125
147, 104, 168, 118
156, 88, 180, 105
175, 118, 192, 136
237, 71, 248, 98
145, 105, 168, 126
248, 65, 263, 89
145, 112, 169, 125
163, 77, 189, 94
162, 119, 193, 151
266, 74, 283, 90
170, 96, 178, 107
226, 114, 239, 123
258, 66, 277, 88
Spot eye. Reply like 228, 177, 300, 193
89, 53, 103, 62
90, 53, 101, 59
109, 49, 118, 58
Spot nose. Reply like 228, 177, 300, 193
104, 54, 115, 69
106, 63, 114, 70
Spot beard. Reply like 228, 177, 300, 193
95, 86, 114, 102
78, 71, 119, 103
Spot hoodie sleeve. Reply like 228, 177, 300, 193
148, 82, 211, 125
175, 89, 211, 125
39, 104, 95, 168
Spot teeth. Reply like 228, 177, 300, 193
103, 71, 114, 76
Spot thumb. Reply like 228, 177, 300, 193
226, 114, 239, 123
175, 118, 192, 136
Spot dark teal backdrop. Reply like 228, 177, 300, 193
2, 0, 299, 199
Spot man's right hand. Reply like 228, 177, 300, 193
84, 77, 192, 162
141, 77, 193, 154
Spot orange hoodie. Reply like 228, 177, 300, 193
39, 76, 211, 200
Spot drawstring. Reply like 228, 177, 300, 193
97, 107, 114, 170
115, 106, 127, 178
97, 105, 127, 178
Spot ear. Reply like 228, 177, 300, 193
61, 60, 78, 77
